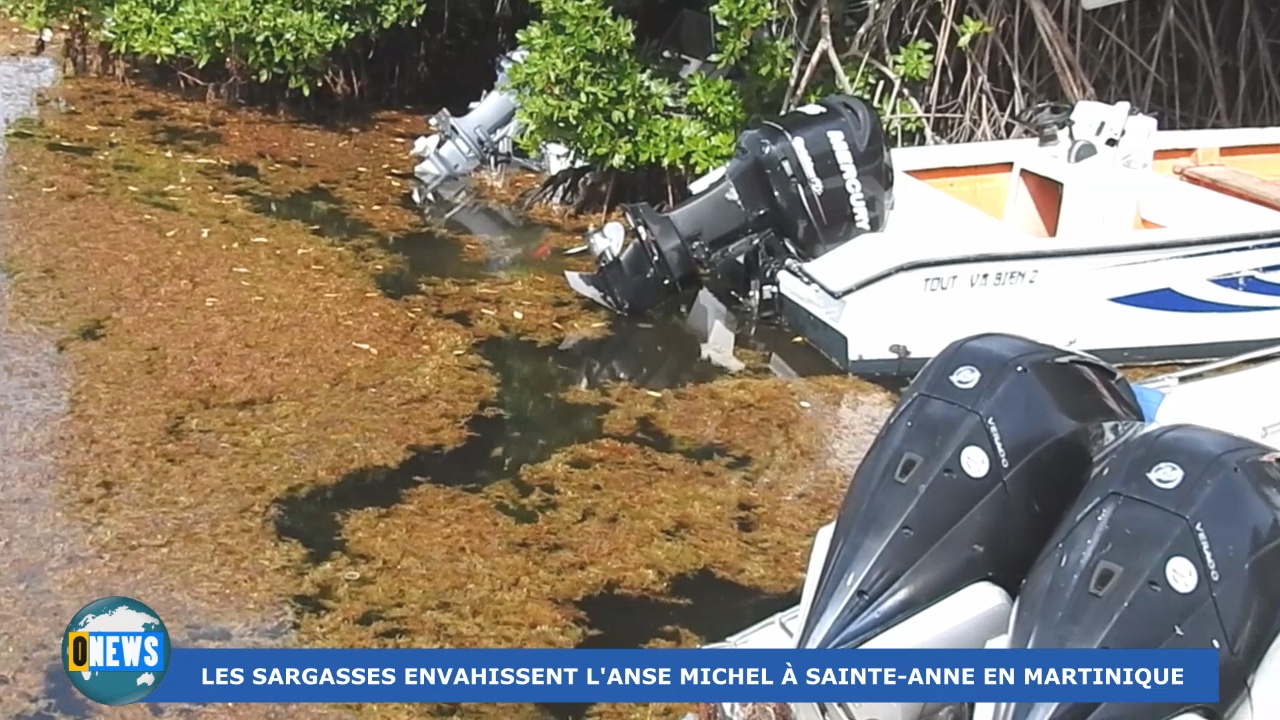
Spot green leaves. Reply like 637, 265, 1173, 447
2, 0, 427, 97
507, 0, 791, 176
956, 14, 993, 50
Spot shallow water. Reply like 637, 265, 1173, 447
0, 59, 320, 719
0, 72, 897, 720
0, 54, 78, 719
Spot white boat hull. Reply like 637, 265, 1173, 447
780, 236, 1280, 375
776, 105, 1280, 376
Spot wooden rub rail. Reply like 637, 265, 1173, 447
1176, 163, 1280, 212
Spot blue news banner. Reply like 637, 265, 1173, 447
144, 649, 1220, 704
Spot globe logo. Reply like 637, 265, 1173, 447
949, 365, 981, 390
62, 596, 170, 705
1146, 461, 1185, 490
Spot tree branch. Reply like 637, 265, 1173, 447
818, 0, 851, 94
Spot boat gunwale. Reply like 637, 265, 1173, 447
785, 228, 1280, 300
888, 126, 1280, 172
826, 334, 1280, 378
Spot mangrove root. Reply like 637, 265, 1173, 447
520, 165, 691, 215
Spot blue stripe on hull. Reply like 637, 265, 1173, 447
1210, 275, 1280, 296
1109, 288, 1280, 313
1109, 250, 1280, 312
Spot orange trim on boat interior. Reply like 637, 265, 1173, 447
1155, 145, 1280, 181
1218, 145, 1280, 180
908, 144, 1280, 231
1008, 169, 1062, 238
909, 162, 1166, 231
907, 163, 1013, 220
1135, 212, 1164, 230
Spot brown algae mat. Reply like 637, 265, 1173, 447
0, 76, 897, 720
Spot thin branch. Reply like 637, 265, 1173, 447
817, 0, 852, 94
789, 36, 829, 107
781, 3, 820, 112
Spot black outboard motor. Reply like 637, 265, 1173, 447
796, 333, 1145, 651
566, 95, 894, 315
980, 424, 1280, 720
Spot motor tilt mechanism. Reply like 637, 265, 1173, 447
566, 94, 894, 315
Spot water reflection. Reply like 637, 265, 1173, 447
416, 178, 543, 242
559, 290, 843, 385
410, 177, 555, 273
271, 327, 733, 561
557, 316, 726, 390
242, 185, 374, 241
543, 569, 800, 720
236, 178, 555, 295
741, 322, 847, 379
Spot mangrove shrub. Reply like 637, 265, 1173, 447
1, 0, 527, 104
506, 0, 793, 177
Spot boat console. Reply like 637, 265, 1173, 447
1000, 100, 1158, 237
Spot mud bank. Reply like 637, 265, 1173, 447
0, 73, 897, 720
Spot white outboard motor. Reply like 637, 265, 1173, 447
976, 423, 1280, 720
765, 333, 1144, 720
566, 94, 894, 315
411, 50, 530, 188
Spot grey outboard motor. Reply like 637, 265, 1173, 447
977, 424, 1280, 720
566, 95, 894, 315
411, 50, 530, 190
796, 333, 1146, 652
411, 177, 532, 239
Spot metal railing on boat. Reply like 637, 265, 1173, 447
1140, 343, 1280, 389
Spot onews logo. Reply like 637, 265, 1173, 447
62, 596, 170, 705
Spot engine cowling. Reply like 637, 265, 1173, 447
983, 423, 1280, 720
797, 333, 1145, 651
